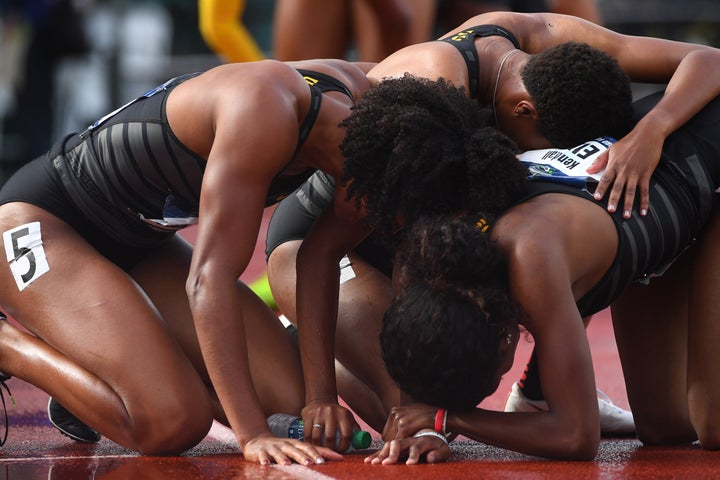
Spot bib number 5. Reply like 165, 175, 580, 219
3, 222, 50, 291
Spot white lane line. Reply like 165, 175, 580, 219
273, 465, 337, 480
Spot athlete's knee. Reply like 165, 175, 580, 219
691, 410, 720, 450
130, 392, 214, 455
696, 429, 720, 450
266, 241, 301, 319
635, 419, 696, 446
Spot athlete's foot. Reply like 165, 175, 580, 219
595, 389, 636, 436
0, 313, 101, 444
48, 398, 101, 443
504, 382, 636, 436
0, 369, 13, 446
0, 312, 15, 446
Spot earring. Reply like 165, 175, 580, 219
505, 333, 513, 344
513, 109, 520, 116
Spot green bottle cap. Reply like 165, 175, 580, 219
352, 430, 372, 449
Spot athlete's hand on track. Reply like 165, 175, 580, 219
302, 400, 358, 452
242, 433, 343, 465
587, 126, 664, 219
381, 404, 436, 441
365, 432, 450, 465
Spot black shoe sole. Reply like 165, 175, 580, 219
47, 398, 101, 443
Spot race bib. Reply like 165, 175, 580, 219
519, 137, 615, 186
3, 222, 50, 291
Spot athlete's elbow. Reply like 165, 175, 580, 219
553, 436, 599, 461
552, 423, 600, 460
566, 435, 599, 461
185, 270, 208, 309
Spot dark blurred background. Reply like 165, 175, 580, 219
0, 0, 717, 179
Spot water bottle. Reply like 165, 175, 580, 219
267, 413, 372, 452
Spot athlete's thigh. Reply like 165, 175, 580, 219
136, 234, 304, 414
0, 203, 199, 399
686, 210, 720, 442
335, 252, 398, 404
238, 277, 306, 415
129, 234, 208, 379
611, 252, 694, 442
266, 239, 303, 321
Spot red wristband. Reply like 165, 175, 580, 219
434, 408, 446, 434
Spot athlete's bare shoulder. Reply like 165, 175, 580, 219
166, 60, 308, 156
447, 11, 593, 51
201, 60, 304, 85
285, 58, 373, 96
187, 60, 325, 111
445, 12, 541, 35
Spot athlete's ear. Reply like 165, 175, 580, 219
512, 100, 537, 118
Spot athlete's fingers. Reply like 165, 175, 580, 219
266, 445, 292, 466
324, 418, 338, 450
256, 450, 272, 466
586, 149, 609, 174
606, 176, 630, 215
425, 447, 451, 464
394, 415, 415, 440
366, 443, 391, 464
621, 183, 637, 219
381, 440, 409, 465
382, 409, 400, 440
638, 177, 650, 216
284, 444, 329, 466
405, 442, 427, 465
315, 446, 344, 462
593, 169, 616, 204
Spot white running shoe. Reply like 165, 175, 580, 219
504, 382, 636, 436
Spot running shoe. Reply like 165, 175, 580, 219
0, 312, 14, 446
48, 397, 101, 443
0, 371, 14, 446
504, 382, 636, 436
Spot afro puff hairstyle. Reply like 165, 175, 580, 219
381, 214, 523, 410
522, 42, 634, 147
339, 74, 528, 243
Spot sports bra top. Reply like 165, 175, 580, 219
267, 68, 355, 203
51, 68, 356, 246
439, 25, 521, 99
295, 68, 354, 147
514, 164, 714, 317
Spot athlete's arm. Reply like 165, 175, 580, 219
370, 262, 601, 461
470, 11, 720, 217
464, 206, 603, 458
185, 80, 339, 465
295, 185, 373, 453
587, 45, 720, 218
373, 208, 605, 461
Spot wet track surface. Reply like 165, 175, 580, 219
1, 311, 718, 479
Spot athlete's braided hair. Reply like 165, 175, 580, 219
382, 214, 523, 410
340, 74, 527, 241
522, 42, 634, 147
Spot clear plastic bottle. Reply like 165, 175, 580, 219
267, 413, 372, 452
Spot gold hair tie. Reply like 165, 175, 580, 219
476, 218, 490, 232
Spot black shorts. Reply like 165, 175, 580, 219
265, 171, 394, 277
0, 155, 165, 271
